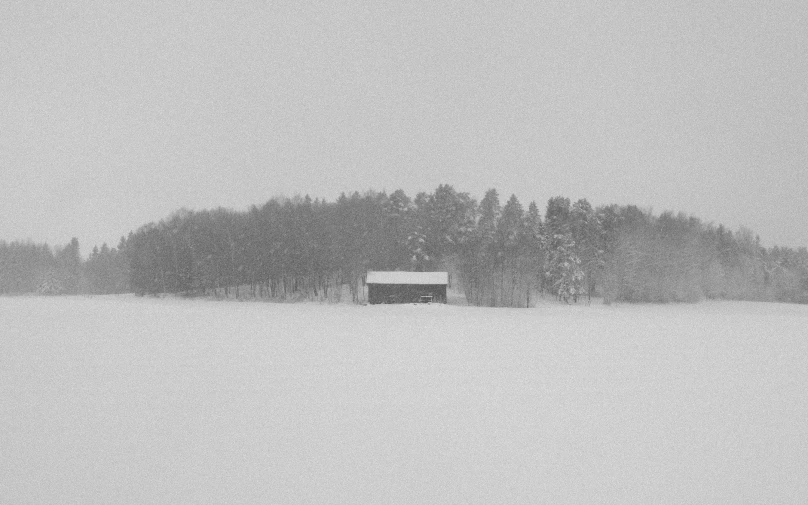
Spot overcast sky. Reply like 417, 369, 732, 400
2, 0, 807, 253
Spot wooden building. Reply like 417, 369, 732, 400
366, 271, 448, 304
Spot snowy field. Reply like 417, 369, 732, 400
2, 296, 807, 504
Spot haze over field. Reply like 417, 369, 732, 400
2, 296, 807, 503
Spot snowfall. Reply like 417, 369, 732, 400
1, 295, 807, 504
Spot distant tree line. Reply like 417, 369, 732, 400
0, 238, 128, 295
119, 185, 808, 306
2, 184, 807, 305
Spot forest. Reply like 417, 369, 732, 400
2, 184, 807, 306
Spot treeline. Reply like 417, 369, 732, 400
121, 185, 808, 306
0, 238, 128, 295
2, 184, 807, 305
600, 208, 808, 304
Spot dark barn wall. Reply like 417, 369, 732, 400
368, 284, 447, 304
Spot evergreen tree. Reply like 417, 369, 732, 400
570, 198, 602, 300
497, 194, 525, 306
543, 197, 573, 296
55, 238, 82, 294
523, 201, 544, 303
467, 189, 501, 305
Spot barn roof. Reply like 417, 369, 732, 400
366, 271, 448, 285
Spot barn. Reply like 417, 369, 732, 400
366, 271, 448, 304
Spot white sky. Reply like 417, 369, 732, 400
2, 1, 807, 253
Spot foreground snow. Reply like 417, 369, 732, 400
2, 296, 807, 504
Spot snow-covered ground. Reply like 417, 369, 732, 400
2, 296, 807, 504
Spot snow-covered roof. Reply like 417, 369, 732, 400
366, 271, 448, 285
